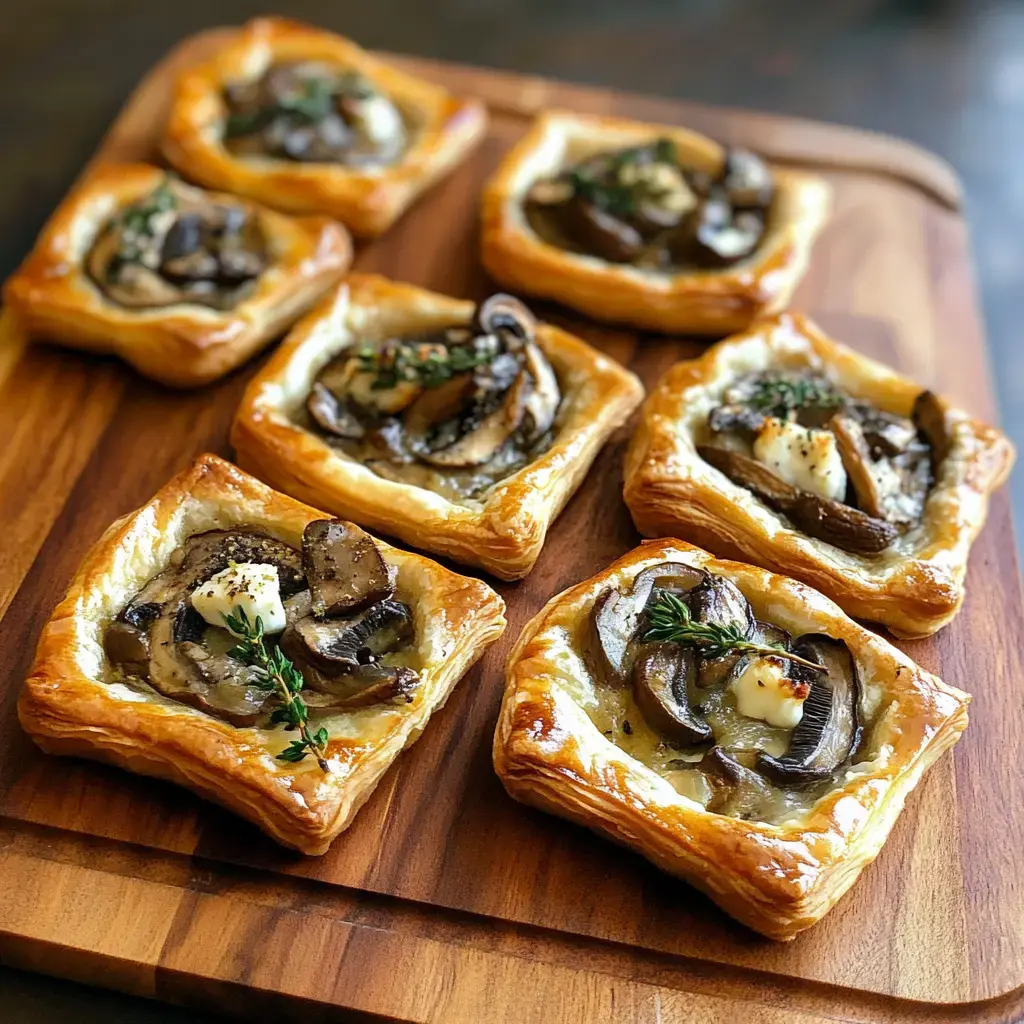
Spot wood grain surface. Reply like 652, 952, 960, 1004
0, 26, 1022, 1024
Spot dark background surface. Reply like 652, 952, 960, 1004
1, 0, 1021, 1020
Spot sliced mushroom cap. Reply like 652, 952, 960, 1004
418, 369, 529, 468
302, 519, 394, 618
402, 372, 476, 437
698, 445, 898, 555
694, 206, 764, 266
103, 621, 150, 675
279, 600, 419, 707
307, 382, 366, 439
913, 390, 954, 475
106, 530, 308, 727
563, 195, 645, 263
701, 747, 774, 818
146, 597, 273, 727
521, 341, 561, 439
707, 403, 767, 437
721, 148, 774, 208
686, 574, 754, 634
282, 600, 414, 675
301, 665, 419, 709
476, 293, 536, 342
757, 634, 861, 787
176, 530, 306, 597
590, 562, 706, 681
632, 644, 712, 744
830, 414, 886, 520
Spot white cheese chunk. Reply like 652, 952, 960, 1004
729, 655, 809, 729
190, 563, 287, 636
355, 95, 404, 144
753, 417, 847, 502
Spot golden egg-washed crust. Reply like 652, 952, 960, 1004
230, 274, 644, 580
623, 314, 1014, 637
493, 539, 969, 940
480, 110, 830, 336
19, 454, 506, 855
162, 17, 487, 238
2, 162, 351, 388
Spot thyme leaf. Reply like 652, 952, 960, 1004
223, 607, 331, 772
356, 337, 498, 390
641, 592, 825, 672
747, 376, 844, 418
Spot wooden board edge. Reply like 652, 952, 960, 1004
378, 51, 964, 212
1, 820, 1023, 1024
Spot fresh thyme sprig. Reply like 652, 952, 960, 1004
356, 338, 496, 390
223, 606, 330, 772
747, 375, 844, 418
641, 592, 825, 672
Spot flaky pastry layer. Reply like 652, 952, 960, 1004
19, 454, 506, 855
623, 313, 1015, 637
2, 162, 351, 387
493, 539, 969, 939
230, 274, 644, 580
162, 17, 487, 237
480, 110, 830, 335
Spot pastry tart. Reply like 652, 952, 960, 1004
493, 539, 969, 940
623, 314, 1014, 637
19, 454, 506, 855
2, 163, 351, 388
480, 111, 830, 335
230, 274, 644, 580
162, 17, 487, 237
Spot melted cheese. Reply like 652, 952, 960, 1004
191, 563, 287, 636
753, 417, 847, 501
730, 656, 807, 729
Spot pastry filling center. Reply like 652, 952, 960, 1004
223, 61, 407, 166
103, 520, 419, 728
697, 370, 951, 555
524, 140, 773, 270
87, 179, 268, 311
301, 294, 563, 502
586, 561, 870, 823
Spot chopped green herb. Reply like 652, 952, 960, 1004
642, 592, 825, 672
357, 336, 498, 390
747, 376, 844, 418
223, 606, 331, 772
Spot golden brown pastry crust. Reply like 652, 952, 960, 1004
480, 111, 830, 335
622, 313, 1015, 637
2, 163, 351, 388
162, 17, 488, 238
19, 454, 506, 855
493, 539, 970, 940
230, 274, 644, 581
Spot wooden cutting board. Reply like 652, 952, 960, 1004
0, 26, 1021, 1024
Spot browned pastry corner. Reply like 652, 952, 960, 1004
162, 17, 487, 237
480, 110, 829, 335
494, 539, 969, 939
230, 274, 644, 580
622, 312, 1014, 637
3, 162, 351, 387
19, 454, 506, 854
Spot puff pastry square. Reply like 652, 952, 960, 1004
19, 454, 506, 855
162, 17, 487, 238
480, 110, 830, 336
3, 162, 351, 388
230, 274, 644, 581
623, 313, 1014, 637
493, 539, 969, 940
